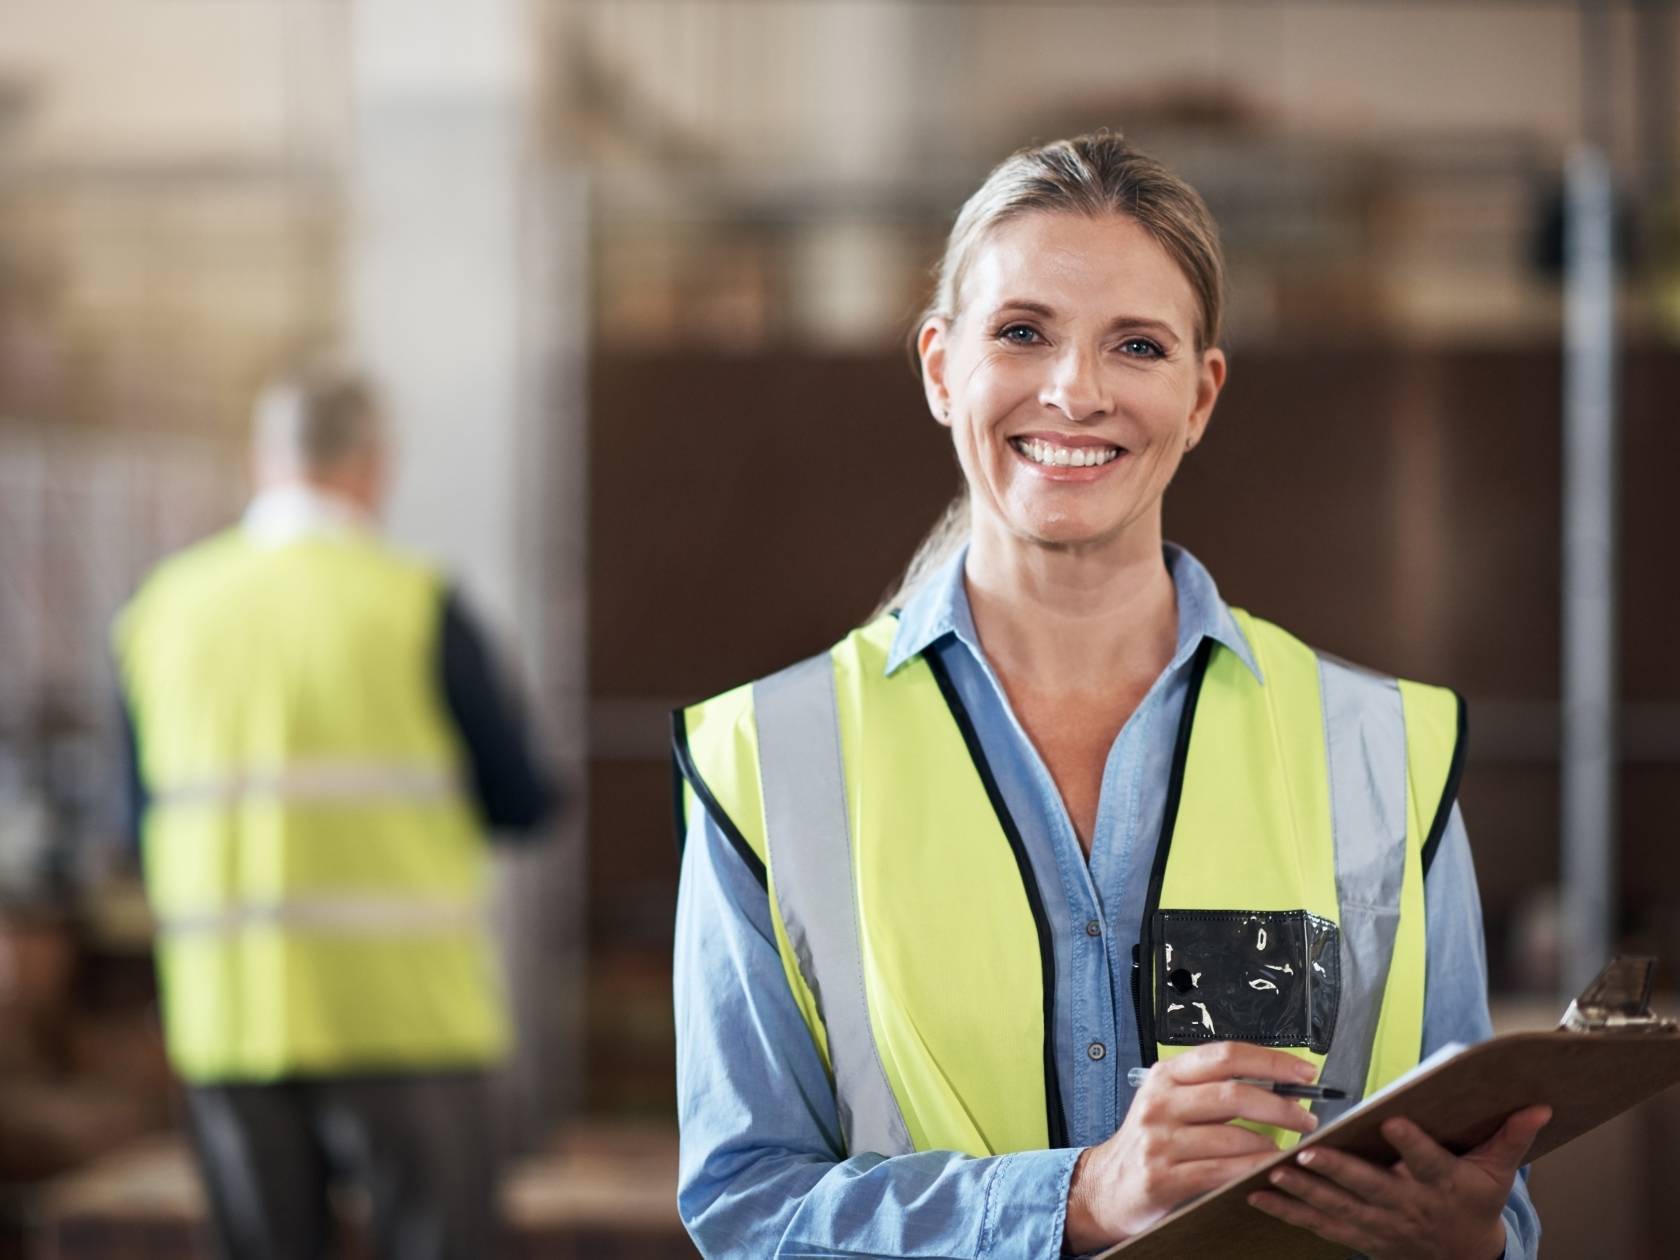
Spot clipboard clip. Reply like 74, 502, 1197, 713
1559, 956, 1678, 1034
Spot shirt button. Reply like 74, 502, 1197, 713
1087, 1041, 1107, 1061
1085, 919, 1102, 937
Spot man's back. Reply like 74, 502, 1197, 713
121, 528, 450, 778
115, 526, 508, 1082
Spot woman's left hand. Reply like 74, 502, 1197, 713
1246, 1104, 1551, 1259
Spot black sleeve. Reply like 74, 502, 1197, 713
439, 588, 558, 838
119, 691, 148, 857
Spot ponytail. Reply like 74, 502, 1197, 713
872, 490, 970, 617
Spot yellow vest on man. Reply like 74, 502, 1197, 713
115, 529, 507, 1083
675, 612, 1463, 1157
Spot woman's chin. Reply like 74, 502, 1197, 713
1007, 513, 1130, 553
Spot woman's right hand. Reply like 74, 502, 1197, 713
1062, 1041, 1324, 1254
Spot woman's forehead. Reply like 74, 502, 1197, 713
960, 211, 1200, 333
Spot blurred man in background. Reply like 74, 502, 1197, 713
112, 362, 555, 1260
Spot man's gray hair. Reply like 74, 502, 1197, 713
253, 362, 383, 475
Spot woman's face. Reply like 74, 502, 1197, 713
919, 211, 1226, 557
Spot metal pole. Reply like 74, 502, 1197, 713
1559, 142, 1619, 999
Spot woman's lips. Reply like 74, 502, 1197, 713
1009, 435, 1125, 471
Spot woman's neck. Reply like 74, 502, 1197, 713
964, 518, 1179, 698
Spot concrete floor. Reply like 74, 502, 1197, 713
28, 1124, 694, 1260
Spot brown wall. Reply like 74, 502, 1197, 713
586, 345, 1680, 1114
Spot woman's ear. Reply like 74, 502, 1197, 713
1185, 345, 1227, 451
918, 317, 952, 428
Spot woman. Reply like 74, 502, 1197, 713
673, 133, 1545, 1258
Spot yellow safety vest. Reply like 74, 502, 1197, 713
675, 612, 1463, 1157
114, 528, 508, 1082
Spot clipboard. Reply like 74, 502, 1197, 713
1099, 958, 1680, 1259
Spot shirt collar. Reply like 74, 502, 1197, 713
242, 483, 373, 549
885, 540, 1263, 684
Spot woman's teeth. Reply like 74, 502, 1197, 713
1011, 438, 1122, 468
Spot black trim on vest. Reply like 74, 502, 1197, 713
922, 641, 1070, 1151
1133, 637, 1216, 1067
1419, 690, 1468, 879
670, 710, 768, 891
670, 744, 688, 858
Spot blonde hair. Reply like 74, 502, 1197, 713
876, 132, 1226, 615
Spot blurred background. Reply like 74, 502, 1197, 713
1, 0, 1677, 1256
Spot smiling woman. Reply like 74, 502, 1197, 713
918, 212, 1224, 584
881, 138, 1228, 617
671, 134, 1544, 1260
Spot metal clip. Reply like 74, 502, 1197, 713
1559, 956, 1678, 1034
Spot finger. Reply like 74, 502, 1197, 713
1381, 1116, 1457, 1184
1169, 1080, 1321, 1135
1266, 1163, 1377, 1220
1169, 1151, 1279, 1203
1468, 1105, 1553, 1175
1167, 1119, 1279, 1162
1162, 1042, 1320, 1088
1291, 1145, 1405, 1208
1247, 1190, 1373, 1252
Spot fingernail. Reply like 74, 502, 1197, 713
1302, 1113, 1319, 1131
1297, 1149, 1317, 1166
1269, 1170, 1287, 1186
1295, 1060, 1318, 1081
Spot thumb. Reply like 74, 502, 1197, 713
1468, 1104, 1552, 1175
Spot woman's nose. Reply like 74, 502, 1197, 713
1039, 347, 1111, 422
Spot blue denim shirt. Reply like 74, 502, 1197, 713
674, 542, 1539, 1258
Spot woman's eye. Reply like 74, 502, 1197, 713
1120, 337, 1164, 358
999, 324, 1040, 346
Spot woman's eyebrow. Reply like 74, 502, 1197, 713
989, 299, 1058, 320
1105, 315, 1180, 341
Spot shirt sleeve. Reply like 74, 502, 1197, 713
437, 588, 557, 837
1422, 803, 1542, 1260
673, 798, 1081, 1259
118, 690, 147, 858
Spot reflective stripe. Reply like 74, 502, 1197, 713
151, 762, 463, 808
1313, 655, 1409, 1121
159, 895, 486, 938
754, 653, 915, 1158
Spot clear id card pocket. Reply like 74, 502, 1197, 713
1151, 909, 1339, 1053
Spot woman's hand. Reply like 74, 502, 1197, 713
1062, 1041, 1324, 1253
1246, 1104, 1551, 1259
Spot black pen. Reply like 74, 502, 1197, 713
1126, 1065, 1347, 1100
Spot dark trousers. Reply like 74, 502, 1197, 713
183, 1072, 498, 1260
